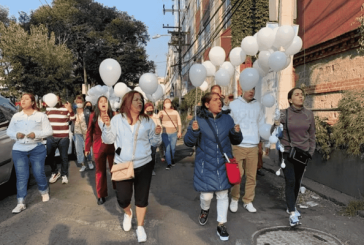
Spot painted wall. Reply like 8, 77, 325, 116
297, 0, 362, 50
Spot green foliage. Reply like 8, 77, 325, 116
28, 0, 155, 95
314, 116, 332, 160
356, 3, 364, 54
182, 87, 208, 111
0, 22, 75, 97
341, 198, 364, 216
332, 89, 364, 156
231, 0, 269, 48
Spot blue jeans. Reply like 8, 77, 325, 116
12, 144, 48, 203
162, 132, 177, 166
47, 136, 69, 176
74, 134, 92, 164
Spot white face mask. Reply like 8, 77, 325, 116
165, 103, 171, 109
76, 103, 84, 108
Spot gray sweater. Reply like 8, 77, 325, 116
279, 106, 316, 156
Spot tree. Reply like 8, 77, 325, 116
0, 5, 10, 26
28, 0, 155, 94
0, 22, 75, 97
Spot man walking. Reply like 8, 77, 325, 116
46, 94, 75, 184
229, 87, 266, 213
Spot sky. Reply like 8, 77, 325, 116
3, 0, 175, 77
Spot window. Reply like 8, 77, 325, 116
223, 0, 231, 29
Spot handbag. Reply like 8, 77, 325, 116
110, 121, 141, 181
285, 109, 311, 166
204, 118, 241, 185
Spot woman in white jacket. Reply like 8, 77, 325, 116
6, 93, 53, 214
101, 91, 162, 243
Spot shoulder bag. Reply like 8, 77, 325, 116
110, 121, 141, 181
285, 109, 311, 166
204, 118, 241, 185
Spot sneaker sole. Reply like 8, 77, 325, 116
198, 217, 208, 226
290, 222, 301, 227
217, 231, 229, 241
12, 207, 26, 214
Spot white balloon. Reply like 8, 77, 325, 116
202, 61, 216, 77
199, 81, 209, 92
241, 36, 259, 56
229, 47, 245, 66
268, 51, 287, 72
209, 46, 226, 66
274, 25, 295, 49
152, 84, 164, 101
146, 93, 154, 102
272, 27, 280, 49
139, 73, 158, 95
215, 69, 231, 87
44, 93, 58, 108
127, 87, 132, 92
258, 50, 271, 70
262, 92, 276, 107
253, 60, 268, 78
285, 36, 303, 55
283, 55, 292, 69
239, 68, 260, 91
220, 62, 234, 78
114, 83, 128, 98
259, 123, 272, 140
99, 58, 121, 87
269, 135, 279, 144
134, 87, 147, 100
257, 27, 274, 51
189, 64, 207, 87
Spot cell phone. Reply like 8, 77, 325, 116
115, 147, 121, 155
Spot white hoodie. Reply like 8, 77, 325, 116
229, 97, 266, 148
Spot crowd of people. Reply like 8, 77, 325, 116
6, 85, 315, 242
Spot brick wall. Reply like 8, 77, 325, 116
295, 49, 364, 124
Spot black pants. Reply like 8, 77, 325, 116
281, 153, 306, 212
115, 160, 154, 209
47, 136, 70, 176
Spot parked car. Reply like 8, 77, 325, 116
0, 95, 17, 188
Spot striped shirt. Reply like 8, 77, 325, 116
46, 105, 75, 138
158, 110, 181, 134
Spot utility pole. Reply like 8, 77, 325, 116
163, 1, 188, 109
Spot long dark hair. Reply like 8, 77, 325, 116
120, 91, 149, 125
90, 96, 113, 134
22, 93, 39, 111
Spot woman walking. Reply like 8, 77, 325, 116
184, 92, 242, 241
275, 87, 316, 227
158, 99, 181, 170
74, 95, 94, 172
102, 91, 161, 243
7, 93, 53, 213
85, 96, 115, 205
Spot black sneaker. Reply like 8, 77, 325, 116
166, 165, 171, 170
198, 209, 209, 225
171, 160, 176, 167
217, 224, 229, 241
257, 169, 265, 176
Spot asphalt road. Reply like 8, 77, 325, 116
0, 140, 363, 245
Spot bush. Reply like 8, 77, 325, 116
314, 116, 332, 160
332, 89, 364, 157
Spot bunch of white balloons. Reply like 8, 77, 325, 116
86, 85, 122, 111
138, 73, 166, 102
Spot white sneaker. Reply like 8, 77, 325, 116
42, 193, 50, 202
88, 161, 94, 170
229, 199, 238, 213
136, 226, 147, 243
243, 203, 257, 213
79, 166, 86, 172
12, 204, 26, 214
123, 209, 133, 231
49, 172, 61, 183
61, 176, 68, 184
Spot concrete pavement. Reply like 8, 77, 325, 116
0, 140, 363, 244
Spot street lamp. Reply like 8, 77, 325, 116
152, 34, 171, 39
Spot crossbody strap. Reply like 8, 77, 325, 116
204, 118, 230, 162
285, 109, 293, 147
164, 110, 178, 131
131, 121, 141, 161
